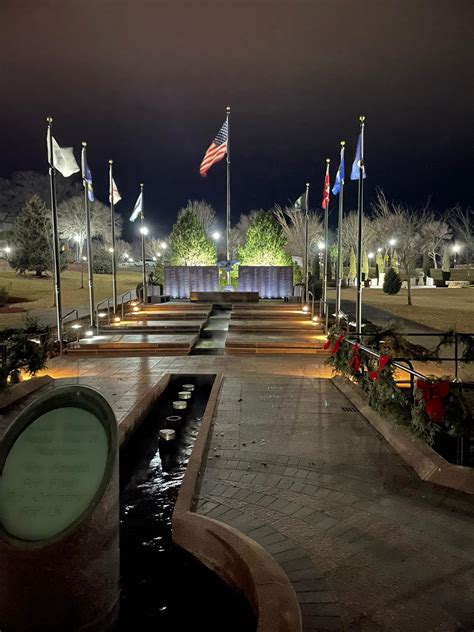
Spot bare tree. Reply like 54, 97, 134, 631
449, 205, 473, 270
372, 191, 426, 305
115, 239, 132, 263
178, 200, 216, 237
145, 238, 166, 261
341, 210, 376, 264
57, 195, 122, 258
420, 216, 452, 268
273, 205, 323, 262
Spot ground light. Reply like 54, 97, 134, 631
113, 316, 121, 323
312, 316, 319, 322
302, 304, 309, 313
85, 330, 94, 337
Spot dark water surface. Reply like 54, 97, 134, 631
118, 374, 256, 631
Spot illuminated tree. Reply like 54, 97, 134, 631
9, 196, 52, 277
239, 211, 292, 266
167, 209, 216, 265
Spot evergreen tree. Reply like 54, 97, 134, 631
167, 209, 216, 265
376, 251, 384, 277
383, 267, 402, 294
349, 248, 357, 281
239, 211, 292, 266
392, 249, 399, 273
9, 195, 53, 277
93, 247, 112, 274
362, 250, 369, 280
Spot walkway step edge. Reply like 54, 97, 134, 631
332, 376, 474, 495
172, 373, 303, 632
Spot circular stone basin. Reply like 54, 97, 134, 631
159, 429, 176, 442
178, 391, 192, 400
173, 401, 187, 410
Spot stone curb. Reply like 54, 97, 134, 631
172, 372, 303, 632
0, 375, 54, 413
332, 376, 474, 495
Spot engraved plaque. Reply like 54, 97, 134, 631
0, 386, 116, 543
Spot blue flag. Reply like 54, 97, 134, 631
350, 133, 366, 180
85, 163, 95, 202
332, 147, 345, 195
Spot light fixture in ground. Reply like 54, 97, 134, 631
85, 330, 94, 337
302, 304, 309, 313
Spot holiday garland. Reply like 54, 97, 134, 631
325, 327, 472, 445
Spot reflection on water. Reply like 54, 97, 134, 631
118, 374, 256, 631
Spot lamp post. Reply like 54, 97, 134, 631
388, 238, 396, 267
452, 244, 459, 267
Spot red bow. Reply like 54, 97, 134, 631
349, 343, 361, 372
369, 354, 391, 381
416, 380, 450, 422
323, 337, 331, 350
331, 334, 344, 355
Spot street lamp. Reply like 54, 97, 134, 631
160, 241, 167, 249
452, 244, 460, 266
140, 226, 149, 236
212, 231, 220, 240
4, 246, 11, 255
388, 238, 396, 267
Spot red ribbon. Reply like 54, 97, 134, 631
331, 334, 344, 355
349, 343, 361, 372
416, 380, 450, 422
369, 354, 391, 381
323, 337, 331, 350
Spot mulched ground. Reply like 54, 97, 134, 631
0, 306, 25, 313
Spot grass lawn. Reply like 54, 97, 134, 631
333, 287, 474, 332
0, 265, 142, 329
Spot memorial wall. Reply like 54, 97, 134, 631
238, 266, 293, 299
164, 266, 219, 299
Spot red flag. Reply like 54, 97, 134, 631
321, 160, 330, 209
199, 119, 228, 177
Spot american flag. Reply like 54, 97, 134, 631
199, 119, 228, 176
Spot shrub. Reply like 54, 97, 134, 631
383, 267, 402, 295
93, 248, 112, 274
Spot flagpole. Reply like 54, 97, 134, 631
81, 142, 95, 327
335, 141, 345, 327
109, 160, 117, 313
140, 183, 147, 304
46, 116, 63, 353
355, 116, 365, 334
226, 105, 231, 286
304, 182, 310, 304
323, 158, 330, 316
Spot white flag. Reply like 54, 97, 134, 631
46, 128, 80, 177
110, 178, 122, 204
129, 192, 142, 222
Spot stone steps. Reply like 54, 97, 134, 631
229, 320, 324, 334
66, 333, 198, 356
101, 319, 205, 334
225, 333, 327, 355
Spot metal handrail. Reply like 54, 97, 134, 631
319, 298, 330, 333
60, 309, 81, 343
96, 298, 111, 334
119, 291, 134, 319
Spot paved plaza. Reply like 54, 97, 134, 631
39, 353, 474, 632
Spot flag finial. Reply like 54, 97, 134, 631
226, 106, 231, 114
140, 183, 144, 190
46, 116, 53, 124
359, 115, 366, 123
109, 159, 113, 165
82, 141, 87, 148
326, 158, 330, 164
340, 140, 345, 146
306, 182, 310, 188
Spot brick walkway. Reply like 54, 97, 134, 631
41, 355, 474, 631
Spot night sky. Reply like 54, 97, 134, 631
1, 0, 472, 241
